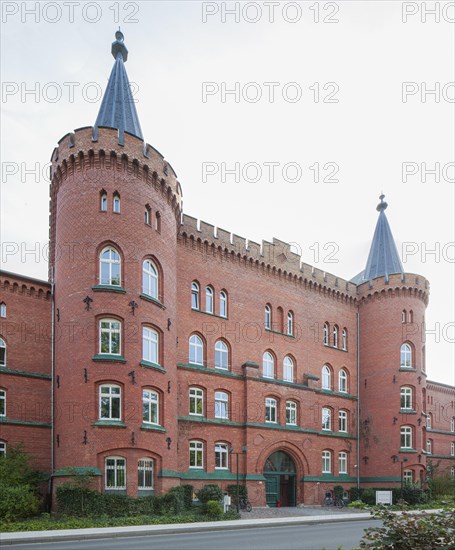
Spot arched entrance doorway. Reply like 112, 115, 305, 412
263, 451, 297, 507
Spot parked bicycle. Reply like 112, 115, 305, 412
322, 492, 345, 508
231, 496, 252, 512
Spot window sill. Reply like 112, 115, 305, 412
188, 467, 205, 471
141, 423, 166, 432
400, 409, 416, 414
92, 420, 126, 428
140, 360, 166, 373
139, 293, 166, 310
191, 308, 228, 320
323, 344, 348, 352
188, 413, 205, 418
399, 448, 417, 453
265, 328, 296, 339
399, 367, 416, 372
92, 285, 126, 294
92, 354, 126, 363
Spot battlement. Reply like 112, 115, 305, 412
0, 270, 51, 300
179, 215, 357, 298
357, 272, 430, 305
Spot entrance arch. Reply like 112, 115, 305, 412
263, 451, 296, 507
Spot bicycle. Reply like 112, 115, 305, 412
231, 497, 252, 512
322, 495, 345, 508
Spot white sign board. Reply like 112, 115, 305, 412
376, 490, 393, 505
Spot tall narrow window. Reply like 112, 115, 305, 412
214, 340, 228, 370
262, 352, 274, 379
0, 390, 5, 417
0, 338, 5, 367
220, 291, 227, 318
452, 467, 455, 477
100, 191, 107, 211
333, 325, 339, 348
400, 387, 413, 410
409, 310, 413, 323
189, 335, 204, 365
142, 260, 158, 300
339, 452, 347, 474
403, 470, 413, 484
142, 389, 159, 425
451, 417, 455, 432
287, 312, 294, 336
144, 205, 151, 225
191, 282, 200, 310
427, 413, 432, 429
400, 343, 413, 368
189, 388, 203, 416
264, 305, 272, 330
338, 369, 348, 393
215, 391, 229, 419
0, 303, 6, 318
0, 441, 5, 457
99, 385, 121, 421
142, 327, 159, 365
189, 441, 203, 468
113, 192, 120, 213
283, 356, 294, 383
402, 310, 406, 323
451, 442, 455, 457
338, 410, 347, 432
100, 247, 121, 286
322, 365, 331, 390
322, 450, 332, 473
286, 401, 297, 425
265, 398, 277, 423
342, 328, 347, 351
215, 443, 229, 469
400, 426, 413, 449
105, 457, 126, 489
426, 439, 432, 454
322, 407, 332, 431
205, 286, 214, 314
155, 211, 161, 233
323, 323, 329, 345
138, 458, 154, 490
99, 320, 121, 355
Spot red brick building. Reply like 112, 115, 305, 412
1, 32, 453, 506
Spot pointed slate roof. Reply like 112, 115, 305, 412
93, 30, 143, 145
351, 195, 404, 284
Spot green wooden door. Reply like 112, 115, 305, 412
264, 473, 280, 507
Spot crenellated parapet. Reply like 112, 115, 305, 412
0, 270, 51, 301
356, 273, 430, 306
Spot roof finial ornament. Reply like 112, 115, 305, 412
112, 29, 128, 62
377, 193, 388, 212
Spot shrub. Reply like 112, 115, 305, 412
196, 484, 223, 504
349, 487, 361, 502
333, 485, 344, 498
361, 488, 376, 505
226, 484, 248, 504
348, 500, 367, 509
56, 486, 105, 516
181, 484, 194, 510
399, 484, 430, 505
203, 500, 223, 518
0, 485, 39, 522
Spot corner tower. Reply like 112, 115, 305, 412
355, 196, 429, 489
49, 32, 183, 497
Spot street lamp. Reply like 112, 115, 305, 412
229, 446, 247, 513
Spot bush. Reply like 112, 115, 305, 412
361, 488, 376, 505
226, 484, 248, 505
181, 484, 194, 510
56, 486, 105, 516
196, 484, 223, 504
349, 487, 361, 502
333, 485, 344, 498
203, 500, 223, 518
359, 508, 455, 548
399, 484, 430, 505
0, 485, 39, 522
348, 500, 367, 509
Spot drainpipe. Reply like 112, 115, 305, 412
50, 266, 55, 509
356, 310, 360, 491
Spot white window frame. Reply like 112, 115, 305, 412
338, 369, 348, 393
287, 312, 294, 336
105, 456, 126, 489
262, 351, 275, 379
99, 384, 121, 421
341, 329, 347, 351
189, 388, 204, 416
451, 417, 455, 432
189, 440, 204, 469
100, 247, 121, 286
338, 410, 347, 433
403, 469, 413, 484
0, 303, 6, 318
113, 193, 121, 213
322, 450, 332, 474
283, 356, 294, 383
142, 389, 159, 425
264, 305, 271, 330
400, 426, 413, 449
214, 340, 229, 370
142, 260, 158, 299
220, 291, 227, 318
144, 206, 151, 225
427, 413, 432, 429
286, 401, 297, 426
400, 387, 413, 410
323, 323, 329, 346
0, 338, 5, 367
0, 389, 5, 417
142, 327, 159, 365
0, 441, 5, 457
333, 325, 339, 348
99, 319, 121, 355
322, 365, 331, 390
191, 282, 200, 310
402, 310, 406, 323
451, 466, 455, 477
400, 343, 413, 369
339, 452, 347, 474
215, 391, 229, 419
451, 442, 455, 457
100, 192, 107, 211
322, 407, 332, 431
426, 439, 432, 454
205, 286, 214, 314
138, 458, 154, 490
189, 334, 204, 365
265, 397, 277, 423
215, 443, 229, 469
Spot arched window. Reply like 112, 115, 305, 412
191, 282, 200, 310
427, 413, 432, 429
215, 443, 229, 469
286, 401, 297, 425
322, 407, 332, 431
338, 369, 348, 393
323, 323, 329, 345
100, 247, 121, 286
189, 387, 203, 416
113, 192, 121, 213
0, 303, 6, 318
100, 191, 107, 211
214, 340, 228, 370
99, 319, 121, 355
138, 458, 154, 490
283, 356, 294, 383
287, 312, 294, 336
333, 325, 339, 348
262, 352, 274, 379
265, 397, 277, 423
322, 450, 332, 473
400, 343, 413, 369
155, 211, 161, 233
338, 410, 348, 432
409, 310, 413, 323
105, 456, 126, 490
0, 389, 6, 417
142, 327, 159, 365
339, 452, 348, 474
189, 440, 203, 468
99, 384, 121, 421
400, 387, 413, 410
451, 442, 455, 456
403, 469, 413, 484
451, 417, 455, 432
426, 439, 432, 454
142, 389, 159, 425
214, 391, 229, 419
189, 335, 204, 365
342, 328, 347, 351
0, 338, 5, 367
322, 365, 331, 390
144, 204, 151, 225
142, 260, 158, 300
264, 305, 272, 330
400, 426, 413, 449
205, 286, 214, 314
402, 310, 407, 323
220, 291, 227, 318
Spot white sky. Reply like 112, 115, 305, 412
1, 1, 454, 385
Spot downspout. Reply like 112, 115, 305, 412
356, 310, 360, 491
49, 266, 55, 509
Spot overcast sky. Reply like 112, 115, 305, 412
1, 1, 454, 385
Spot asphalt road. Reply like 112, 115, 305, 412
3, 520, 382, 550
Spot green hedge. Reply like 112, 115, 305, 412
348, 486, 430, 506
0, 485, 40, 522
